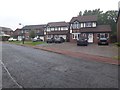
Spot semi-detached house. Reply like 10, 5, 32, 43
69, 15, 111, 43
44, 21, 69, 41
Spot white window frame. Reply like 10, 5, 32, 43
72, 33, 81, 40
92, 22, 96, 27
85, 22, 92, 27
73, 21, 80, 29
55, 27, 57, 31
51, 27, 54, 31
61, 27, 64, 30
81, 23, 83, 28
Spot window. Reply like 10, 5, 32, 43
58, 27, 61, 31
51, 28, 54, 31
72, 33, 80, 40
64, 27, 68, 30
92, 22, 96, 27
55, 27, 57, 31
85, 22, 92, 27
73, 21, 80, 29
61, 27, 64, 30
81, 23, 83, 28
47, 27, 50, 32
100, 33, 108, 38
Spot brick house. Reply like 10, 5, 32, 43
15, 24, 46, 41
13, 28, 23, 40
44, 21, 69, 41
69, 15, 111, 43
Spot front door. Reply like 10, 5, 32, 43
88, 33, 93, 43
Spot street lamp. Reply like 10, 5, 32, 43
19, 23, 25, 44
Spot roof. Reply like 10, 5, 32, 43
22, 24, 46, 30
0, 26, 13, 31
79, 25, 111, 33
70, 15, 97, 23
47, 21, 69, 27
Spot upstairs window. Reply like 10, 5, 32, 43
85, 22, 92, 27
47, 27, 50, 32
80, 23, 84, 28
92, 22, 97, 27
61, 27, 64, 30
73, 21, 80, 29
55, 27, 57, 31
51, 27, 54, 31
63, 27, 68, 30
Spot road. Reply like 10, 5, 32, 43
2, 43, 119, 88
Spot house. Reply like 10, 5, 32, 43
117, 1, 120, 43
69, 15, 111, 43
0, 26, 13, 36
44, 21, 69, 41
0, 26, 13, 41
19, 24, 46, 41
13, 28, 23, 41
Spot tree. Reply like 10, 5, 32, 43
79, 11, 82, 16
29, 30, 35, 38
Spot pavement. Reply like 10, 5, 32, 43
2, 43, 119, 88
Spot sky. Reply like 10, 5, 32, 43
0, 0, 119, 30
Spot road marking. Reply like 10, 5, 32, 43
0, 60, 23, 89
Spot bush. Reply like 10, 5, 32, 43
115, 42, 120, 47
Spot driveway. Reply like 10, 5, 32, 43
38, 42, 118, 58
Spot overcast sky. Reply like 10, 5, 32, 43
0, 0, 119, 30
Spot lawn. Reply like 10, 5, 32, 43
113, 56, 120, 60
8, 41, 45, 46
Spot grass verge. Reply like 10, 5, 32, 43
113, 56, 120, 60
8, 41, 45, 46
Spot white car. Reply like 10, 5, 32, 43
8, 37, 17, 41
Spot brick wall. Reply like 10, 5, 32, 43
69, 34, 77, 43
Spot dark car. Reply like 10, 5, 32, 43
46, 38, 55, 43
77, 37, 88, 46
60, 37, 65, 42
54, 38, 62, 43
98, 38, 109, 45
54, 37, 65, 43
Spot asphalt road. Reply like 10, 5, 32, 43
2, 43, 119, 88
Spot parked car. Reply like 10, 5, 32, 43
32, 37, 43, 42
60, 37, 65, 42
98, 38, 109, 45
46, 38, 55, 43
8, 37, 17, 41
54, 37, 65, 43
54, 38, 62, 43
77, 37, 88, 46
